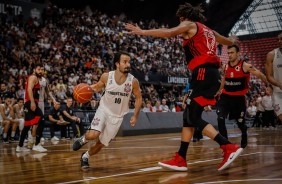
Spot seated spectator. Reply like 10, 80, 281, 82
47, 102, 70, 140
0, 82, 11, 104
0, 96, 18, 143
152, 100, 162, 112
61, 97, 85, 138
13, 98, 25, 137
142, 101, 153, 112
160, 99, 170, 112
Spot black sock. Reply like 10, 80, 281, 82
214, 133, 231, 146
178, 141, 189, 160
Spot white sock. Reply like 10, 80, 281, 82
28, 130, 32, 139
82, 136, 86, 143
82, 151, 90, 159
11, 131, 15, 137
3, 133, 7, 138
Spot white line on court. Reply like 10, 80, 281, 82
194, 178, 282, 184
56, 151, 282, 184
57, 167, 162, 184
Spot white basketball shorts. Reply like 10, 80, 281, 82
272, 92, 282, 116
90, 108, 123, 146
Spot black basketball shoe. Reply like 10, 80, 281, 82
80, 152, 89, 169
73, 135, 87, 151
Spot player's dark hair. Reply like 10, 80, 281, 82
227, 45, 240, 52
31, 63, 43, 69
176, 3, 206, 23
113, 51, 131, 70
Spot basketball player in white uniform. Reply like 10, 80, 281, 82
266, 32, 282, 122
72, 51, 142, 169
13, 98, 25, 136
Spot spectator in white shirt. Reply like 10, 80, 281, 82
160, 99, 170, 112
247, 101, 257, 118
262, 87, 276, 129
142, 101, 153, 112
252, 92, 265, 127
152, 100, 162, 112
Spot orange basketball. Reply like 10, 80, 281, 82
73, 83, 93, 104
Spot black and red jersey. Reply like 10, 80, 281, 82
222, 60, 250, 96
25, 75, 40, 103
182, 22, 220, 71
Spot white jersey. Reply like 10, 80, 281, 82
0, 104, 11, 122
14, 104, 24, 119
39, 77, 47, 101
273, 48, 282, 93
99, 71, 134, 117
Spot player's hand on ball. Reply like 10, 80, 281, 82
130, 116, 137, 127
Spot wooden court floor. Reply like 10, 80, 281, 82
1, 127, 282, 184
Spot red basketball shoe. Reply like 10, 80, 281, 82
218, 144, 243, 171
158, 152, 188, 171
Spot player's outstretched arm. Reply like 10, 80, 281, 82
130, 79, 142, 126
124, 21, 192, 38
244, 62, 267, 84
90, 73, 108, 92
214, 31, 239, 46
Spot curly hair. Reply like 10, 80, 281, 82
176, 3, 206, 23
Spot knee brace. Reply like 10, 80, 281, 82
196, 119, 209, 132
183, 107, 194, 127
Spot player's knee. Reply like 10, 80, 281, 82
196, 119, 209, 132
85, 129, 100, 140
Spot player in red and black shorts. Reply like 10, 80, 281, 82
17, 64, 48, 152
126, 3, 245, 171
216, 45, 267, 148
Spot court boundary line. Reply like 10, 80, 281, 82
56, 151, 282, 184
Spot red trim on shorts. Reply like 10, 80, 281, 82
194, 96, 216, 107
25, 116, 41, 126
188, 55, 220, 71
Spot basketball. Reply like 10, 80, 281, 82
73, 83, 93, 104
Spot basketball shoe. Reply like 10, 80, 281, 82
73, 135, 88, 151
158, 152, 188, 171
80, 152, 90, 169
218, 144, 243, 171
16, 145, 31, 152
32, 144, 47, 152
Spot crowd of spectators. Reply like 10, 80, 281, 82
0, 3, 187, 112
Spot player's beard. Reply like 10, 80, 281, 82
122, 67, 130, 73
35, 72, 42, 78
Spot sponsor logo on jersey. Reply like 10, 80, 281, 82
225, 81, 241, 86
235, 66, 241, 71
124, 83, 132, 93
